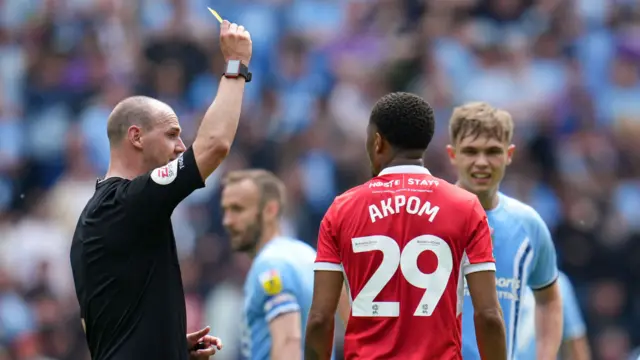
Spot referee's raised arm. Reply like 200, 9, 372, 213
193, 20, 252, 180
70, 19, 252, 360
114, 20, 253, 217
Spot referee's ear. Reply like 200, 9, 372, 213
127, 125, 144, 150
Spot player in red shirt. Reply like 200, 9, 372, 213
304, 92, 507, 360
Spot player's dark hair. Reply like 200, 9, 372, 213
369, 92, 435, 151
222, 169, 286, 216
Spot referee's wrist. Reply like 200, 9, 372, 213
221, 75, 247, 82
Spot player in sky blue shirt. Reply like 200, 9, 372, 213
241, 236, 317, 360
460, 192, 559, 359
517, 272, 591, 360
220, 169, 343, 360
447, 102, 563, 360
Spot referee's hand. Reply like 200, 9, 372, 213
219, 20, 252, 66
187, 326, 223, 359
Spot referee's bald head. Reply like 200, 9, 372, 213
107, 96, 175, 147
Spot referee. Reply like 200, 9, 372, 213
70, 20, 252, 360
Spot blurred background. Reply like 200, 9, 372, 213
0, 0, 639, 359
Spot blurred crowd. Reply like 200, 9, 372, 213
0, 0, 639, 359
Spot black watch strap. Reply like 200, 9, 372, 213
235, 62, 252, 82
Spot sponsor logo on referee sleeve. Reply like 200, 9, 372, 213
151, 157, 179, 185
259, 269, 283, 296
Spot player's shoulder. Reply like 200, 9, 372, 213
499, 193, 545, 226
417, 176, 484, 216
328, 182, 369, 215
498, 193, 553, 250
249, 237, 313, 294
432, 176, 480, 205
255, 237, 316, 268
331, 175, 478, 211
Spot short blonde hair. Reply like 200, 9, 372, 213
222, 169, 286, 216
448, 102, 514, 144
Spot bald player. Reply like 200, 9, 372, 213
70, 20, 252, 360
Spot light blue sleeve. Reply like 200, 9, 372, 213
526, 209, 559, 290
251, 258, 301, 322
558, 272, 587, 340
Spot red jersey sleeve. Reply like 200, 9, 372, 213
314, 204, 342, 272
462, 198, 496, 275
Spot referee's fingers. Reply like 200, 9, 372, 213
187, 326, 211, 344
199, 335, 223, 350
210, 336, 223, 350
193, 347, 218, 356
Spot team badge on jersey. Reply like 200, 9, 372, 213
259, 269, 283, 296
151, 157, 179, 185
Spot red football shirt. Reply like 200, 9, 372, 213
315, 165, 495, 360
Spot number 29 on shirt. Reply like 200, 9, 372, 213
350, 234, 453, 317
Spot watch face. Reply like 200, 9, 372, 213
226, 60, 240, 75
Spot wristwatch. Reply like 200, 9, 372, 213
223, 60, 252, 82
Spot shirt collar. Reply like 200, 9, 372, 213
378, 165, 431, 176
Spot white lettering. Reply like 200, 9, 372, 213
496, 277, 521, 289
380, 198, 395, 217
369, 195, 440, 223
406, 196, 420, 214
395, 195, 406, 213
418, 202, 440, 222
408, 178, 440, 187
369, 179, 401, 188
464, 277, 522, 300
369, 204, 383, 223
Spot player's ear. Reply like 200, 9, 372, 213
506, 144, 516, 165
128, 125, 144, 150
374, 132, 383, 154
262, 200, 279, 222
446, 145, 457, 164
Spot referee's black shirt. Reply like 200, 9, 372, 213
70, 147, 205, 360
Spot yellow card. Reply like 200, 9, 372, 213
207, 7, 223, 24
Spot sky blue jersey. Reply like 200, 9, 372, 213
461, 193, 559, 360
240, 236, 317, 360
516, 271, 587, 360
